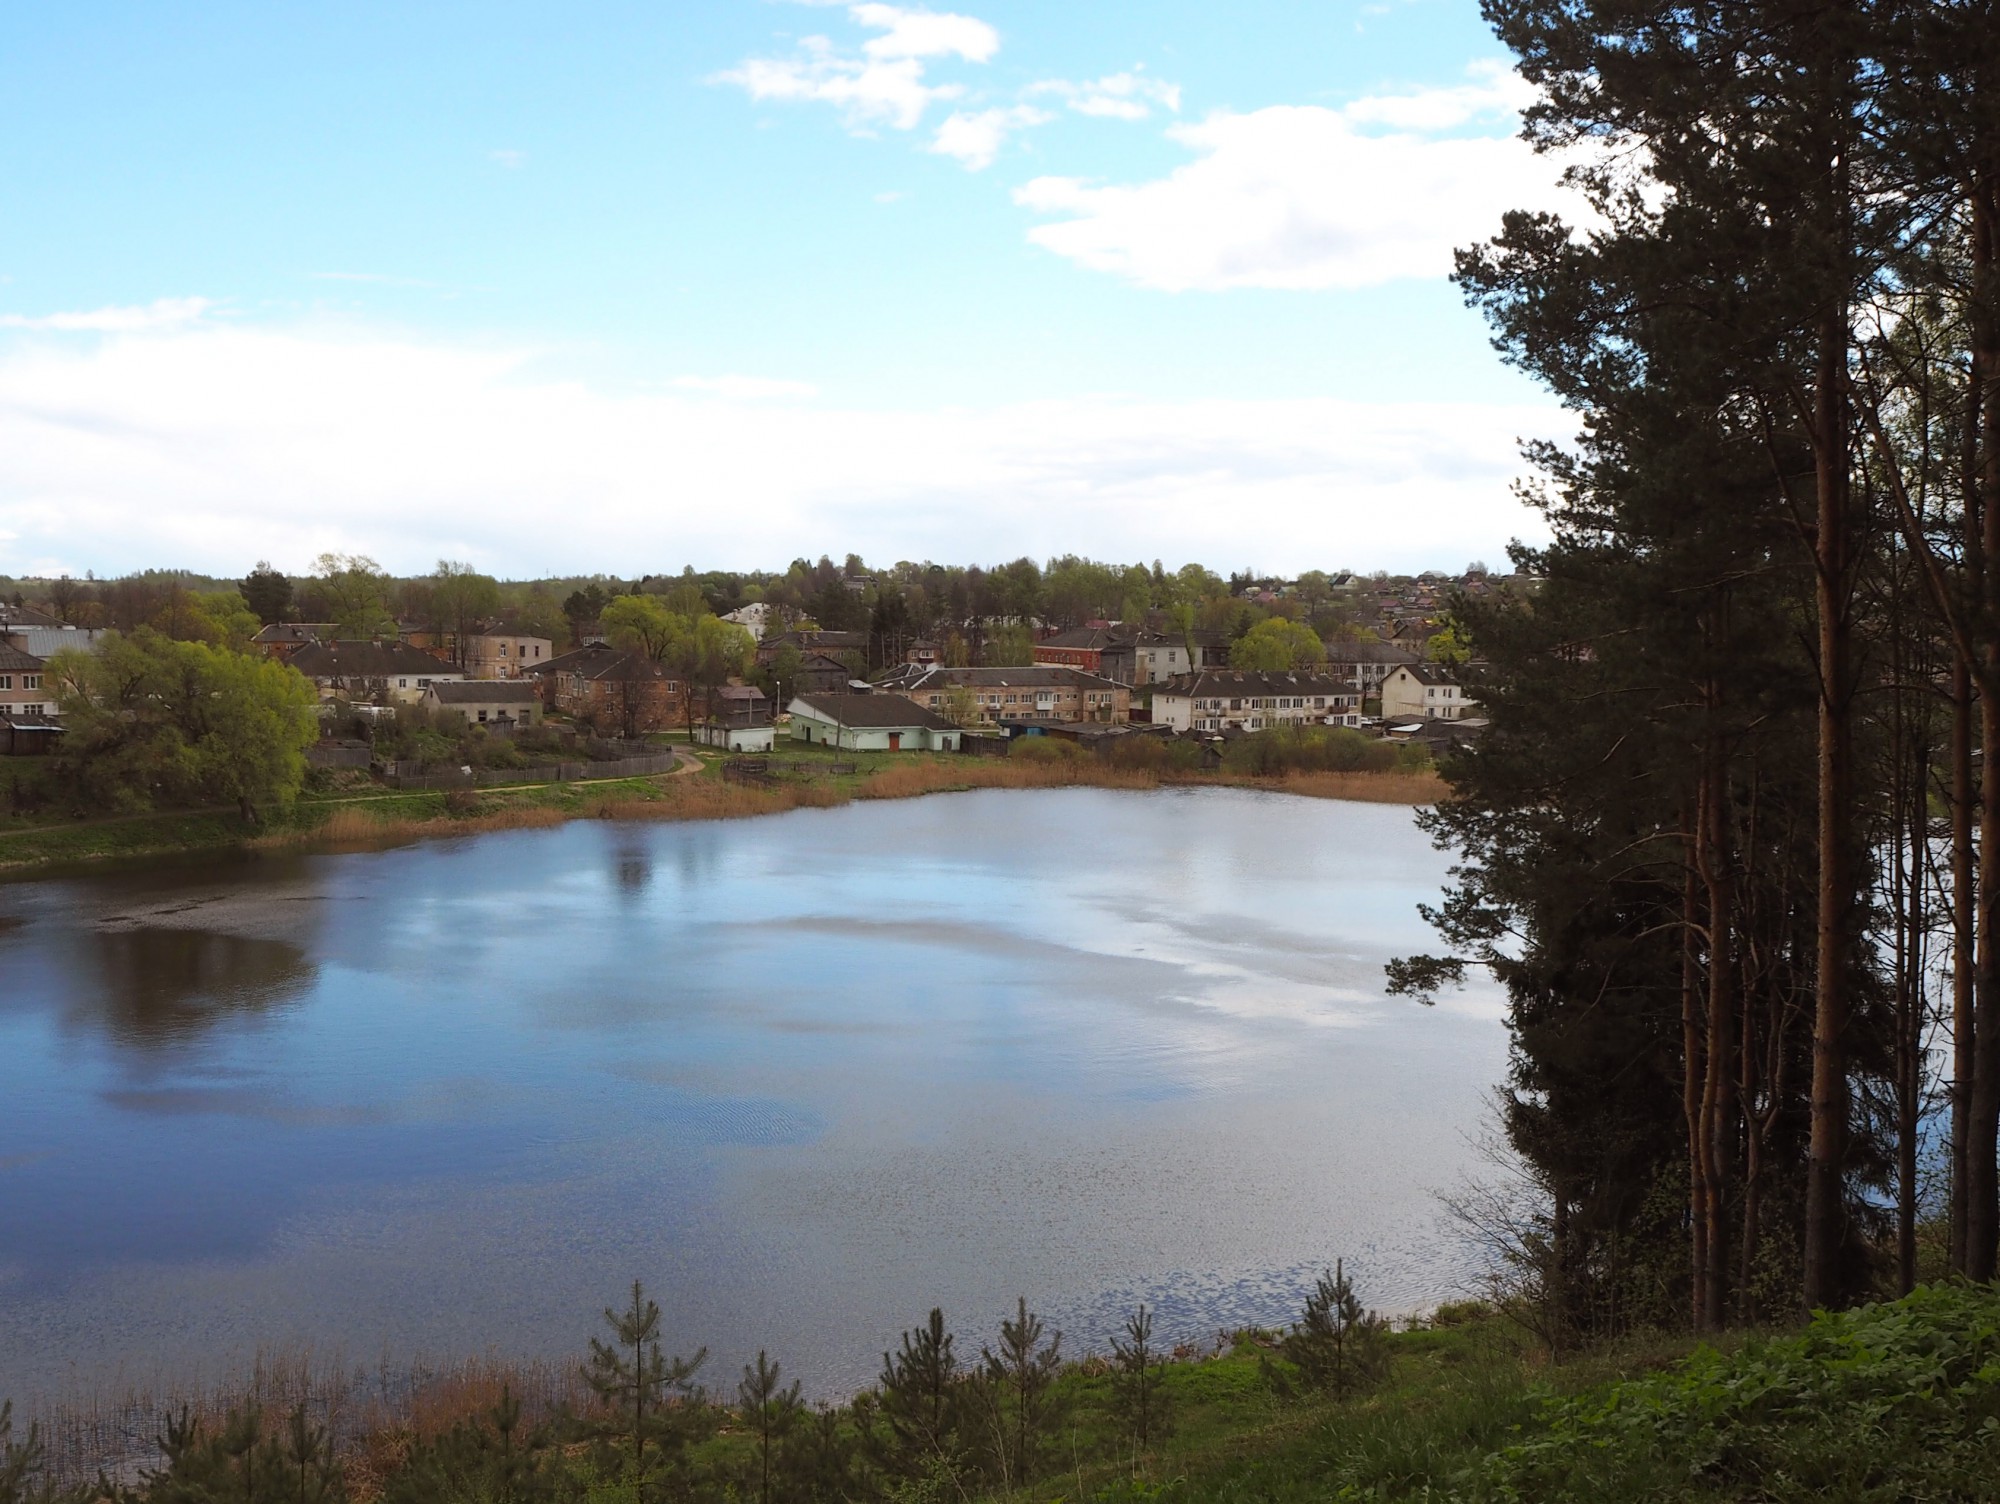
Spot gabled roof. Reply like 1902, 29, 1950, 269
1321, 639, 1420, 665
425, 680, 539, 704
569, 649, 675, 684
1152, 669, 1359, 699
1036, 625, 1132, 651
0, 604, 63, 628
525, 641, 617, 677
1386, 661, 1462, 686
288, 641, 461, 680
0, 639, 47, 673
792, 693, 957, 730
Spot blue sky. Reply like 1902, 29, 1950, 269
0, 0, 1576, 580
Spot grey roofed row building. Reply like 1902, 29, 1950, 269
788, 692, 961, 752
1148, 669, 1363, 733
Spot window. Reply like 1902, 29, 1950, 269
24, 675, 37, 690
399, 678, 409, 688
0, 676, 10, 691
500, 643, 509, 656
418, 678, 432, 688
20, 704, 42, 717
478, 709, 489, 722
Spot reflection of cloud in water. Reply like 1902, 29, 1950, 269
602, 1066, 827, 1148
68, 928, 318, 1049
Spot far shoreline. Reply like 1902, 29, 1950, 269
0, 752, 1447, 877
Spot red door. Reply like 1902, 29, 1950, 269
888, 732, 902, 750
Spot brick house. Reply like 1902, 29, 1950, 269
285, 641, 466, 705
546, 649, 688, 737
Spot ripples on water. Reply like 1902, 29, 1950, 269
0, 786, 1505, 1401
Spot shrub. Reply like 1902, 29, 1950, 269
1010, 737, 1082, 764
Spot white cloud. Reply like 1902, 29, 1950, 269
672, 374, 821, 399
0, 297, 215, 333
929, 105, 1050, 170
1015, 65, 1578, 291
0, 319, 1562, 577
489, 148, 527, 168
715, 4, 995, 133
1029, 71, 1181, 121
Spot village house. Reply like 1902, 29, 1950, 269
419, 680, 543, 727
873, 664, 1130, 725
695, 685, 775, 752
0, 637, 59, 754
458, 626, 555, 680
543, 648, 687, 737
1149, 670, 1362, 733
287, 640, 466, 705
720, 602, 777, 640
757, 629, 869, 666
1032, 626, 1137, 684
1322, 639, 1420, 695
788, 693, 961, 752
1380, 662, 1477, 722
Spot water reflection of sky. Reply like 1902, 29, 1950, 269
0, 787, 1504, 1402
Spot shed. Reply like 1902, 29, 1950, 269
787, 694, 961, 752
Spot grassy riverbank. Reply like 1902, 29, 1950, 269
17, 1286, 2000, 1502
0, 748, 1446, 873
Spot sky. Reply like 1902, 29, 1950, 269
0, 0, 1581, 582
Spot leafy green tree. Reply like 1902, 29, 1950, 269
431, 561, 500, 667
582, 1281, 707, 1504
310, 553, 394, 637
238, 562, 293, 626
601, 595, 681, 662
1267, 1262, 1388, 1402
47, 632, 318, 821
1229, 618, 1325, 671
977, 1298, 1064, 1489
508, 588, 569, 647
672, 615, 756, 742
736, 1352, 801, 1504
983, 624, 1035, 667
1109, 1304, 1172, 1453
1424, 620, 1471, 668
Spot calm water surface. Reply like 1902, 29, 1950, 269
0, 787, 1503, 1402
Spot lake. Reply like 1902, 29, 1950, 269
0, 786, 1504, 1405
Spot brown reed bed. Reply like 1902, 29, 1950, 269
245, 756, 1442, 861
27, 1343, 591, 1494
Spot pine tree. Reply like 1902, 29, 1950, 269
735, 1351, 801, 1504
0, 1401, 81, 1504
384, 1387, 556, 1504
976, 1298, 1065, 1489
873, 1308, 963, 1486
1108, 1304, 1172, 1455
1270, 1262, 1389, 1402
582, 1281, 707, 1504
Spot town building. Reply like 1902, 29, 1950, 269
1148, 670, 1362, 733
288, 641, 467, 705
544, 649, 687, 737
459, 628, 556, 680
420, 680, 543, 727
873, 664, 1130, 725
1380, 662, 1477, 722
0, 638, 57, 753
1322, 639, 1421, 694
788, 694, 961, 752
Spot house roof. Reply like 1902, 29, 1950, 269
2, 626, 108, 660
426, 680, 539, 705
761, 629, 869, 654
1387, 662, 1462, 687
874, 664, 1126, 692
1035, 625, 1133, 652
792, 693, 958, 730
288, 641, 462, 680
0, 639, 46, 673
1321, 640, 1420, 666
525, 642, 616, 677
569, 649, 674, 683
716, 684, 768, 703
1152, 669, 1359, 699
0, 604, 62, 628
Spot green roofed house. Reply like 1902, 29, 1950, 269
787, 693, 961, 752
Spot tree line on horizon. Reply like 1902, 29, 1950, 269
1390, 0, 2000, 1340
